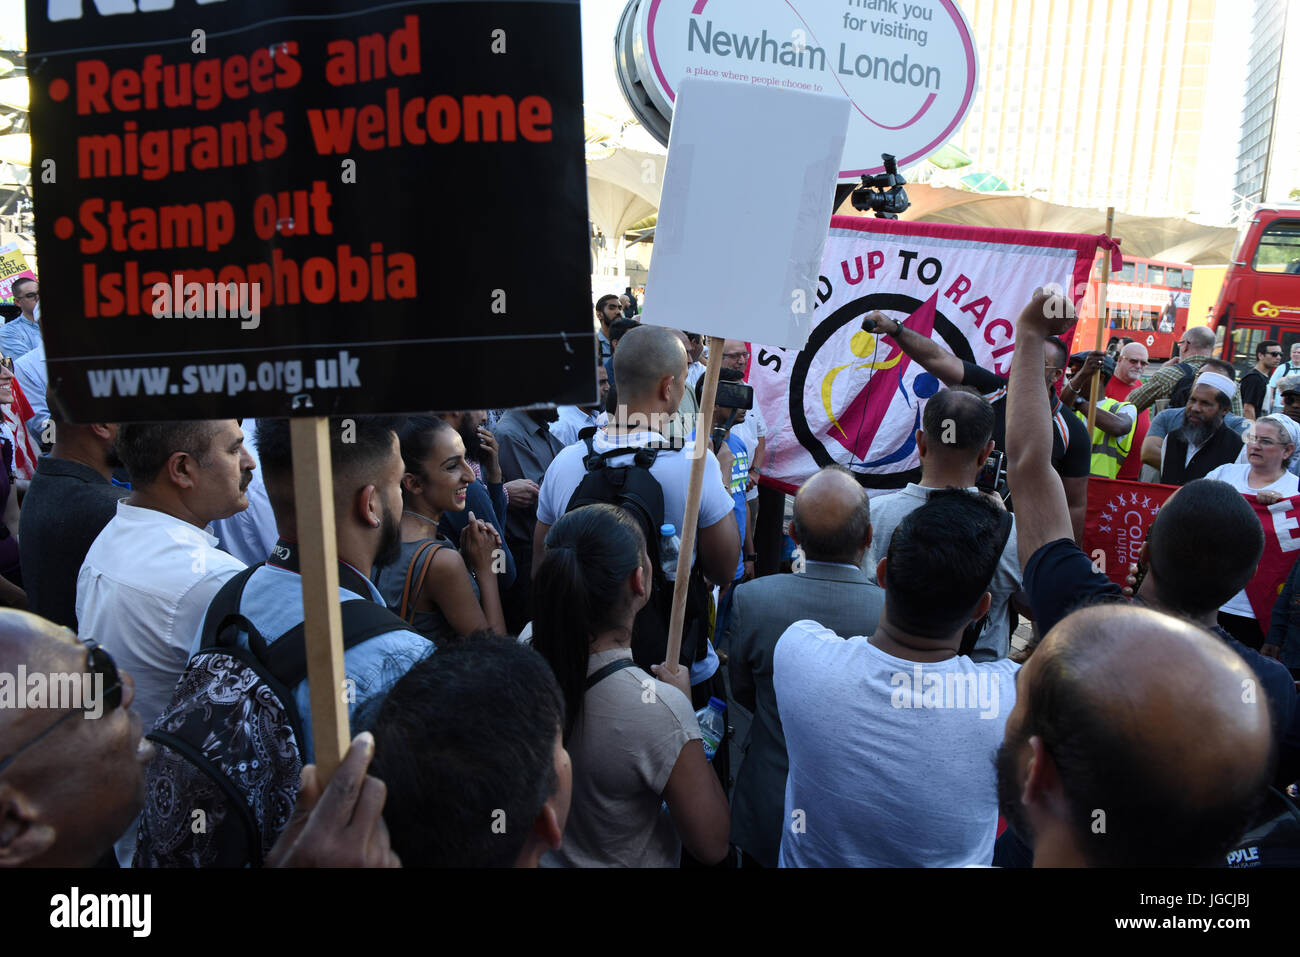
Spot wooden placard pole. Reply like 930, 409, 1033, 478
1086, 206, 1116, 437
290, 416, 349, 784
665, 335, 726, 671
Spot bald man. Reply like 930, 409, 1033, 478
997, 604, 1273, 866
0, 610, 398, 868
725, 465, 884, 867
534, 324, 740, 671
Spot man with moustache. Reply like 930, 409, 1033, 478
19, 416, 128, 630
1159, 373, 1244, 485
76, 420, 254, 865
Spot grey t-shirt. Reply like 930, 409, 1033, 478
541, 648, 702, 868
862, 484, 1021, 661
775, 621, 1019, 867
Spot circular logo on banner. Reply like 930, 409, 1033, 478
623, 0, 979, 180
789, 293, 974, 487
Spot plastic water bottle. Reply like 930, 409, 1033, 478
696, 697, 727, 763
660, 523, 681, 578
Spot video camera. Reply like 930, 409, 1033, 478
851, 153, 910, 220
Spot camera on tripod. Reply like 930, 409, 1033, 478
851, 153, 910, 219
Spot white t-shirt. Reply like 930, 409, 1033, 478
536, 429, 735, 580
1205, 463, 1300, 618
774, 620, 1019, 867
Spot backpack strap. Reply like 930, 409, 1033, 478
258, 600, 418, 691
198, 564, 263, 651
398, 539, 444, 623
585, 657, 640, 690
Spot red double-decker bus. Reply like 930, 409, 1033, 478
1072, 255, 1195, 360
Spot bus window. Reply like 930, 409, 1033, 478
1229, 327, 1270, 376
1165, 267, 1183, 288
1133, 263, 1146, 283
1118, 260, 1135, 281
1252, 219, 1300, 273
1147, 265, 1165, 286
1183, 269, 1194, 289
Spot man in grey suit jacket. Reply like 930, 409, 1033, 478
725, 466, 884, 867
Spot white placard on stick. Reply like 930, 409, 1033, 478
645, 76, 849, 351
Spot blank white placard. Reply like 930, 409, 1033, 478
646, 76, 851, 350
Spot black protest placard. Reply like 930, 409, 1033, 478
27, 0, 593, 421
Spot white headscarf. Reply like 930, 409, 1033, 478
1256, 414, 1300, 472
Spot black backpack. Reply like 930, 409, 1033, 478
565, 435, 711, 672
1167, 362, 1198, 410
134, 563, 413, 868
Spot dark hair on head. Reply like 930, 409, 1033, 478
604, 383, 619, 416
609, 317, 639, 343
1018, 621, 1271, 866
393, 416, 454, 505
12, 277, 35, 296
884, 489, 1005, 639
256, 415, 403, 523
595, 294, 620, 316
921, 386, 994, 456
115, 420, 224, 487
367, 634, 565, 867
1146, 479, 1263, 615
1258, 340, 1281, 359
531, 504, 647, 741
1201, 358, 1237, 380
1045, 336, 1069, 369
791, 465, 870, 564
695, 366, 743, 405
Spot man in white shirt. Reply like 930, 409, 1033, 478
77, 420, 253, 866
775, 490, 1019, 867
534, 325, 739, 688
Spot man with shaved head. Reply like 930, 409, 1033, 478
997, 604, 1274, 866
534, 323, 740, 670
775, 489, 1020, 866
1107, 341, 1150, 479
0, 610, 398, 868
725, 465, 884, 867
864, 385, 1022, 660
1006, 288, 1300, 794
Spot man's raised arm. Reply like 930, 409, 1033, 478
1006, 290, 1079, 573
866, 311, 966, 386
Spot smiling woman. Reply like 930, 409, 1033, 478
371, 416, 506, 644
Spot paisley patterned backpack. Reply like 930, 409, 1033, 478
134, 564, 408, 867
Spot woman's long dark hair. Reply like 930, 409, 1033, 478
531, 504, 647, 741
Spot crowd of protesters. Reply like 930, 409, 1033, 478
1, 282, 1299, 871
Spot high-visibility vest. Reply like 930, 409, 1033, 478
1075, 398, 1136, 479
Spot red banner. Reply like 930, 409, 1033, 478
1083, 478, 1300, 633
1082, 477, 1176, 587
1246, 495, 1300, 633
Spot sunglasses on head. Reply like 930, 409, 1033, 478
0, 639, 123, 775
